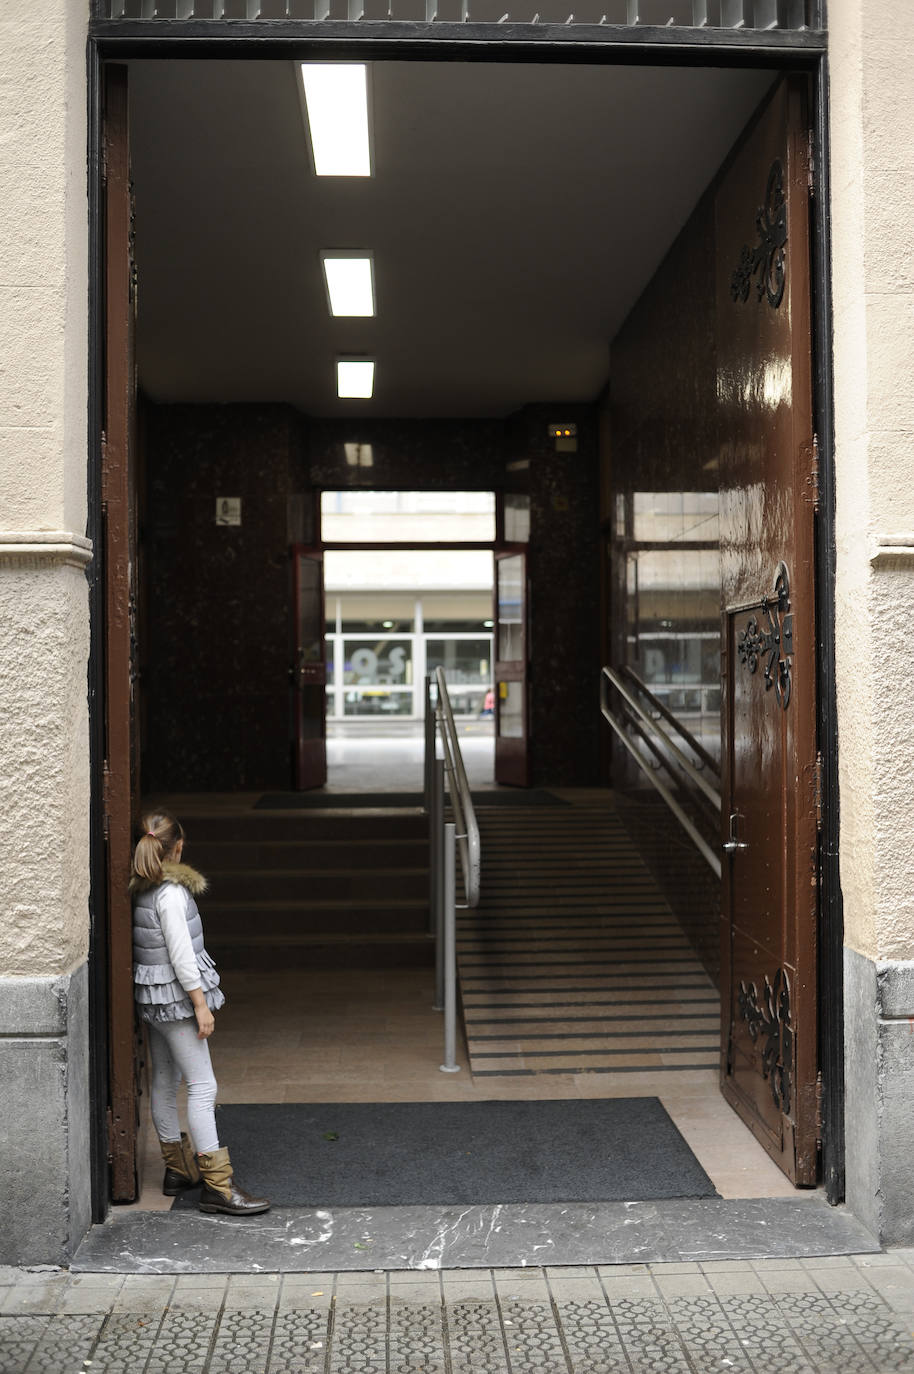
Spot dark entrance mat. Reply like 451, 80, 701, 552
254, 790, 569, 808
173, 1098, 716, 1208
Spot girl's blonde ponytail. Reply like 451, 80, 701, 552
132, 812, 184, 884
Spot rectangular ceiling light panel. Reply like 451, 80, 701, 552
337, 360, 375, 399
322, 253, 376, 317
300, 63, 372, 177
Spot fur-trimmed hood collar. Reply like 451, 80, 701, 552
130, 861, 208, 897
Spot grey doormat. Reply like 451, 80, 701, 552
254, 790, 568, 808
173, 1099, 716, 1208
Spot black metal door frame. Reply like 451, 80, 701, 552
85, 10, 841, 1221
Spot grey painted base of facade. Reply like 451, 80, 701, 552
0, 965, 91, 1265
845, 949, 914, 1245
72, 1196, 878, 1274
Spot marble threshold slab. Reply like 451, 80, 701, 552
72, 1196, 879, 1274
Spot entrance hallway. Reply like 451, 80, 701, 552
130, 790, 795, 1214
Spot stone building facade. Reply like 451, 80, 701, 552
1, 0, 913, 1262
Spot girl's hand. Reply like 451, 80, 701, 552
195, 1004, 215, 1040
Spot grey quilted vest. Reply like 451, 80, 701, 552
133, 878, 225, 1025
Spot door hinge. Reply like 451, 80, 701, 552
102, 761, 111, 843
814, 751, 824, 832
815, 1071, 825, 1144
105, 1106, 115, 1165
100, 431, 110, 505
807, 128, 815, 195
803, 433, 820, 513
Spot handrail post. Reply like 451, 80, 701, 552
431, 757, 445, 1007
423, 674, 435, 811
440, 821, 461, 1074
434, 665, 480, 908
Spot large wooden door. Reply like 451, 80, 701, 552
494, 550, 529, 787
292, 547, 328, 790
717, 78, 818, 1184
102, 63, 142, 1201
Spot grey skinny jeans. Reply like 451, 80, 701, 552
146, 1015, 220, 1154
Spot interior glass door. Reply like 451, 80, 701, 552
494, 550, 529, 786
292, 546, 328, 790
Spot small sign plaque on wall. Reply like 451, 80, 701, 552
216, 497, 242, 526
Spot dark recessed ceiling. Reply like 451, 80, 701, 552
129, 59, 774, 418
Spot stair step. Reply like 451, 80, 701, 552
211, 931, 434, 969
205, 867, 428, 902
191, 838, 429, 870
184, 812, 428, 843
208, 896, 428, 914
206, 903, 430, 937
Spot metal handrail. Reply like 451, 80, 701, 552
602, 667, 721, 811
601, 666, 721, 879
433, 667, 481, 910
618, 665, 719, 777
424, 670, 480, 1074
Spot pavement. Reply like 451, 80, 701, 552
5, 1254, 914, 1372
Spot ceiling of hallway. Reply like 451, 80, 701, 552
128, 59, 775, 418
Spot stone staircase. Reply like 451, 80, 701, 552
187, 810, 432, 968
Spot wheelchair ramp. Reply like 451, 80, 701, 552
457, 798, 720, 1078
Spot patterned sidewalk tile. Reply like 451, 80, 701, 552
1, 1260, 914, 1373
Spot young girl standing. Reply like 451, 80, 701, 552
131, 810, 270, 1216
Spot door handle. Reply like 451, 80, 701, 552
723, 811, 748, 854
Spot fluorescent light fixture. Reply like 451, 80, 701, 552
321, 252, 376, 317
337, 359, 375, 400
299, 63, 372, 177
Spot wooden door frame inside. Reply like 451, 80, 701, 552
85, 27, 841, 1223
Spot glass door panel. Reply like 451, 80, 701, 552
292, 547, 327, 790
496, 553, 524, 662
494, 550, 529, 786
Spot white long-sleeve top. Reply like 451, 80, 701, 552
156, 884, 203, 991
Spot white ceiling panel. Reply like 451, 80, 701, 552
129, 59, 775, 417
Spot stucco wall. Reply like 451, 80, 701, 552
0, 0, 90, 975
830, 0, 914, 962
831, 0, 914, 1242
0, 0, 91, 1264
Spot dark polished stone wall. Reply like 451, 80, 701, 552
509, 405, 602, 787
307, 417, 504, 490
607, 189, 722, 981
142, 404, 302, 792
142, 403, 600, 792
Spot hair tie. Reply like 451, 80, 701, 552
146, 831, 156, 839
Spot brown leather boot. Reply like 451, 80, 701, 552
160, 1133, 202, 1196
197, 1147, 270, 1216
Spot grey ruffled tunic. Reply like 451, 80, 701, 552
132, 867, 225, 1025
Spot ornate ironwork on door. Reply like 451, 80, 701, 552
738, 968, 793, 1114
737, 561, 793, 709
730, 159, 788, 309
